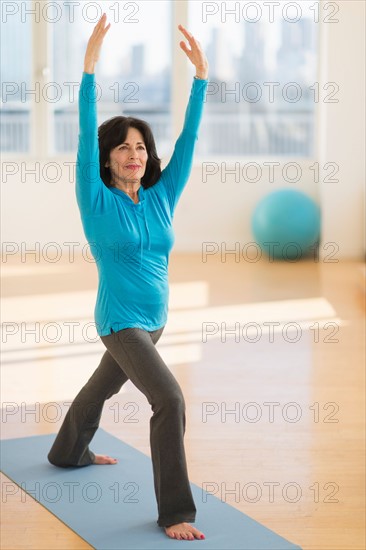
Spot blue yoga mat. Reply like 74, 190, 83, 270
1, 428, 302, 549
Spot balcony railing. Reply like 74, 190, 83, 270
1, 111, 30, 153
1, 109, 313, 157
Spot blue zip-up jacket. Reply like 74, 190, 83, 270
76, 72, 208, 336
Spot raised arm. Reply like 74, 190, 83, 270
159, 25, 209, 216
76, 14, 112, 216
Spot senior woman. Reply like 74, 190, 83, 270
47, 13, 209, 542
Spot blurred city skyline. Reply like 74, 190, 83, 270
1, 0, 318, 156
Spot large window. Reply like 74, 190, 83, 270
188, 0, 319, 157
52, 0, 172, 155
0, 0, 319, 159
0, 0, 172, 156
0, 3, 32, 153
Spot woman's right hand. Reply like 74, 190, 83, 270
84, 13, 111, 74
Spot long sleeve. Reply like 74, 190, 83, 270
75, 72, 112, 217
159, 77, 208, 217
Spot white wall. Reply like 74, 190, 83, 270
171, 160, 320, 252
318, 0, 365, 259
1, 162, 84, 257
0, 158, 318, 259
1, 1, 365, 260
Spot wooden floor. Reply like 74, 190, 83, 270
1, 252, 365, 550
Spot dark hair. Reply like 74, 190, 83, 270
98, 116, 162, 189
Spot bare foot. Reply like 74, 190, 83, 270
164, 522, 205, 541
93, 454, 118, 465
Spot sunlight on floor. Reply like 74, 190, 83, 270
1, 282, 344, 404
0, 264, 77, 277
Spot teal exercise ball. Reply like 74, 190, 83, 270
251, 189, 321, 260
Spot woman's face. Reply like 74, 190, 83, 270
105, 127, 148, 185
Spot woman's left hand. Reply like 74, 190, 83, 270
178, 24, 209, 79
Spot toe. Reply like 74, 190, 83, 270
194, 529, 205, 540
166, 529, 175, 539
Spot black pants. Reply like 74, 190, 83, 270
47, 326, 196, 527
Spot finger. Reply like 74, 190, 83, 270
96, 19, 110, 38
179, 41, 191, 56
179, 37, 198, 57
183, 33, 200, 52
98, 15, 109, 31
102, 22, 111, 34
178, 24, 194, 43
100, 14, 110, 31
95, 13, 106, 29
91, 15, 105, 36
96, 13, 108, 31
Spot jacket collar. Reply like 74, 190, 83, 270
109, 184, 145, 205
